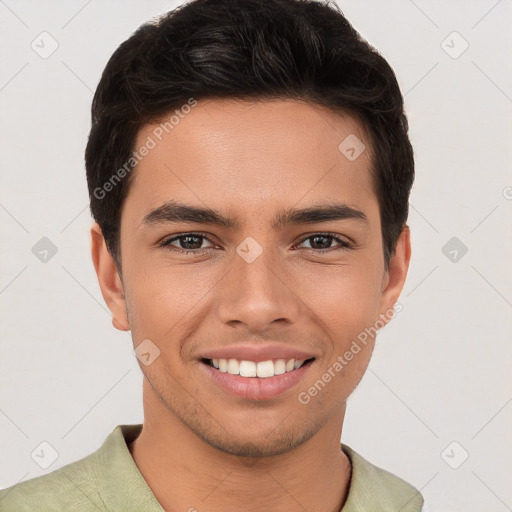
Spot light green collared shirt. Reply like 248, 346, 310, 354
0, 424, 424, 511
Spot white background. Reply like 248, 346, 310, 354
0, 1, 511, 510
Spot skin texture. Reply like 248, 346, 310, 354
90, 98, 411, 512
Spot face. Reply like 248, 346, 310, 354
92, 98, 410, 457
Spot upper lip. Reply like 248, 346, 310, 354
200, 344, 317, 363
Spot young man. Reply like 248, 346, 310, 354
0, 0, 424, 510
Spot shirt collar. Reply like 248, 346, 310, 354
341, 444, 424, 511
92, 424, 165, 510
94, 424, 422, 512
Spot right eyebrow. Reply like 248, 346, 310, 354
142, 201, 239, 229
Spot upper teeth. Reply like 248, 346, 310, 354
211, 358, 306, 378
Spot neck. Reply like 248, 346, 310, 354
129, 381, 351, 512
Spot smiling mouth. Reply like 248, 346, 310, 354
201, 357, 315, 378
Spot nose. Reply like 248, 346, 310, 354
216, 241, 302, 332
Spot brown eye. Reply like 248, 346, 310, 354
160, 233, 215, 253
297, 233, 351, 251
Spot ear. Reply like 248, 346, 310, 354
378, 225, 411, 323
90, 222, 130, 331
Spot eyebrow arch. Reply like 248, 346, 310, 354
142, 201, 239, 229
141, 200, 368, 230
272, 203, 368, 229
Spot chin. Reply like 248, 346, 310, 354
192, 420, 319, 458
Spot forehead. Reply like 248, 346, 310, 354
124, 98, 376, 225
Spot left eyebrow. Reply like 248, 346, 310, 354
271, 203, 368, 229
141, 200, 368, 230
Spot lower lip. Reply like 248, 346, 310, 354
200, 360, 314, 401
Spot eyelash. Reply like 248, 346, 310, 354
158, 232, 353, 254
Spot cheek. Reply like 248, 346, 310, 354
124, 261, 218, 343
298, 262, 383, 333
295, 262, 382, 386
